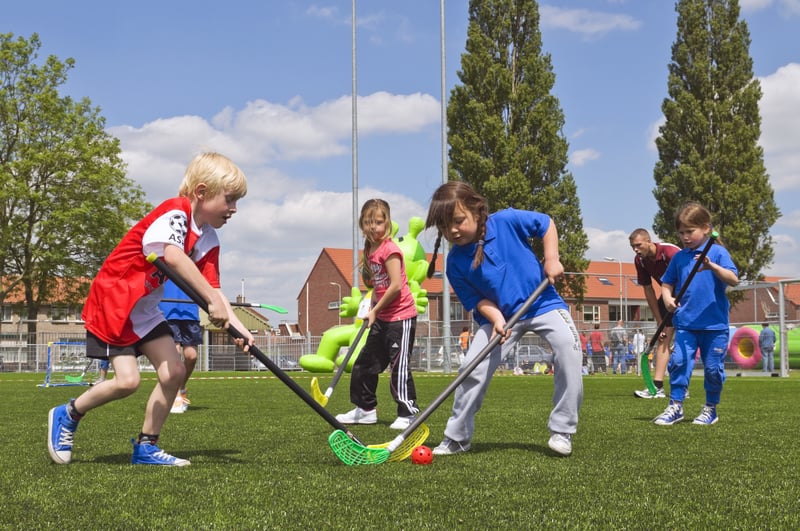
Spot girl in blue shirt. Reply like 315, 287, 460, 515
425, 181, 583, 456
654, 202, 739, 426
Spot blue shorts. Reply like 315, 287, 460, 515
168, 320, 203, 347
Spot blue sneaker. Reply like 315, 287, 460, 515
653, 401, 684, 426
48, 403, 79, 464
692, 405, 718, 425
131, 439, 190, 466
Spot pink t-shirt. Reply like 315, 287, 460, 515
365, 239, 417, 322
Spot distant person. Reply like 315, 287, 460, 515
47, 152, 253, 467
589, 324, 605, 374
459, 326, 471, 355
610, 320, 628, 374
159, 280, 202, 414
424, 181, 582, 457
654, 203, 738, 426
632, 328, 646, 372
759, 323, 776, 374
629, 228, 680, 398
95, 359, 110, 384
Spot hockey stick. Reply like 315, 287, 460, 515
310, 320, 369, 407
64, 359, 94, 384
146, 253, 389, 465
330, 278, 551, 464
161, 298, 288, 314
639, 231, 718, 395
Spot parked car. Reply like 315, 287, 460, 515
505, 344, 553, 372
251, 355, 301, 372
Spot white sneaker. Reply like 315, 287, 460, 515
548, 432, 572, 456
634, 387, 666, 399
170, 395, 186, 414
389, 416, 414, 430
335, 407, 377, 425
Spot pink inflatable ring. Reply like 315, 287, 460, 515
729, 327, 762, 369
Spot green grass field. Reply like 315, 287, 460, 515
2, 371, 797, 529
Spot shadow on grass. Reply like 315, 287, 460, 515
91, 447, 247, 465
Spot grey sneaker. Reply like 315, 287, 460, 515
634, 387, 666, 399
548, 432, 572, 456
432, 437, 471, 456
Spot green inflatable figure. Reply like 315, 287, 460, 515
299, 216, 429, 373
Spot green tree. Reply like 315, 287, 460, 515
652, 0, 779, 283
446, 0, 588, 299
0, 33, 150, 333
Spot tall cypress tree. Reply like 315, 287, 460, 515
653, 0, 779, 281
447, 0, 588, 298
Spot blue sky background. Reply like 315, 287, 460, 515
5, 0, 799, 321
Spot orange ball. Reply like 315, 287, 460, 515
410, 445, 433, 465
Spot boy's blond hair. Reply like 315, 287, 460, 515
178, 152, 247, 199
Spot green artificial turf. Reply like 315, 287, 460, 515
1, 371, 797, 529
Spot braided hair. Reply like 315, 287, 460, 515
424, 181, 489, 278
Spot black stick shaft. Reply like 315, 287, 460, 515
146, 254, 365, 444
327, 320, 369, 393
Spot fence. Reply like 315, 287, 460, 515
2, 321, 793, 377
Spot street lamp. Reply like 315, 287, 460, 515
604, 257, 623, 322
329, 282, 342, 326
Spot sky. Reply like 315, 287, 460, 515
5, 0, 800, 323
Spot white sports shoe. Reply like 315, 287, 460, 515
389, 416, 414, 430
548, 432, 573, 456
634, 387, 666, 399
335, 407, 377, 425
170, 395, 187, 414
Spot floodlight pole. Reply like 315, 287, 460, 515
439, 0, 452, 371
351, 0, 360, 290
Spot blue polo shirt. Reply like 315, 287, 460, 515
660, 241, 737, 331
446, 208, 567, 327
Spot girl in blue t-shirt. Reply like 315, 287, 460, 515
654, 202, 739, 427
424, 181, 583, 457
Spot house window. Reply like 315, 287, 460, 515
51, 306, 71, 322
1, 306, 12, 323
449, 300, 466, 321
582, 305, 600, 323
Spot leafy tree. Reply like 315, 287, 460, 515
0, 33, 150, 333
652, 0, 779, 283
447, 0, 589, 300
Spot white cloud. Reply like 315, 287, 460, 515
110, 92, 437, 320
646, 117, 664, 153
570, 148, 601, 167
739, 0, 774, 11
540, 5, 641, 38
758, 63, 800, 192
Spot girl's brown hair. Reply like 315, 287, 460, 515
359, 198, 393, 286
424, 181, 489, 278
674, 202, 725, 246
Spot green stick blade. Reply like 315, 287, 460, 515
328, 430, 390, 465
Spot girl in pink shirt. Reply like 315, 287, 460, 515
335, 199, 420, 430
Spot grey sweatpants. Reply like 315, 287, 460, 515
442, 308, 583, 443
